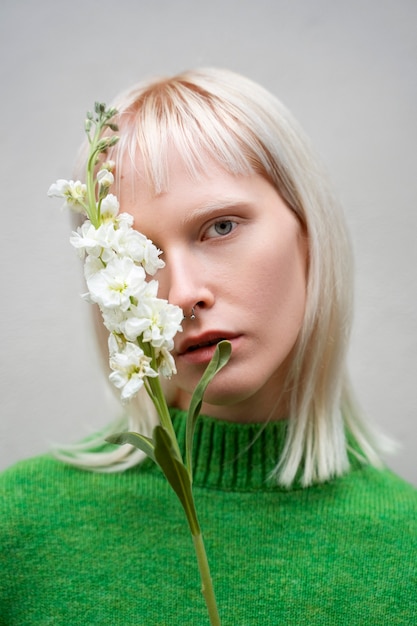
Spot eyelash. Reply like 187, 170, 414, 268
204, 219, 237, 239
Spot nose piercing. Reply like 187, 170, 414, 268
184, 306, 196, 321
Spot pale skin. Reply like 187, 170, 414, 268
119, 156, 308, 424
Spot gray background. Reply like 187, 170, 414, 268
0, 0, 416, 486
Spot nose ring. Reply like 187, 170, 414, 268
184, 306, 196, 321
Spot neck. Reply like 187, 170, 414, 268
173, 383, 290, 424
168, 407, 291, 490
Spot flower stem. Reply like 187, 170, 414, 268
144, 374, 182, 461
193, 532, 221, 625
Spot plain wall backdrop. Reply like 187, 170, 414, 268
0, 0, 416, 486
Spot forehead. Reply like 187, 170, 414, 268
116, 145, 248, 206
117, 153, 215, 212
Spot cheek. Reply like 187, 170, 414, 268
253, 235, 307, 339
152, 265, 170, 300
252, 230, 307, 304
276, 246, 307, 309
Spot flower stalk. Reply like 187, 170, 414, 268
193, 533, 221, 626
48, 102, 231, 624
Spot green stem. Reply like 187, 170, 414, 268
139, 341, 183, 461
193, 533, 221, 626
145, 374, 182, 461
85, 118, 105, 227
86, 146, 100, 226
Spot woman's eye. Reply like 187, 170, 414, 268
205, 219, 236, 239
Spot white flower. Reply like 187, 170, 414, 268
112, 217, 165, 275
133, 294, 183, 350
121, 308, 152, 342
70, 220, 118, 263
47, 179, 87, 213
116, 212, 134, 227
108, 341, 158, 402
108, 332, 123, 356
86, 256, 146, 312
102, 160, 115, 172
101, 304, 140, 336
116, 282, 163, 341
156, 346, 177, 378
100, 194, 119, 220
97, 168, 114, 188
83, 254, 105, 280
70, 221, 101, 257
147, 298, 184, 350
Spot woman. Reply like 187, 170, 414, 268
1, 68, 416, 625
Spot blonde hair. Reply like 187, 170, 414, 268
59, 68, 387, 486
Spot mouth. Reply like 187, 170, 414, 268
176, 332, 238, 363
186, 337, 228, 353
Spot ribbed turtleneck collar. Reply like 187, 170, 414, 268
168, 407, 290, 492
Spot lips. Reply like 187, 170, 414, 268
186, 337, 228, 352
177, 331, 236, 356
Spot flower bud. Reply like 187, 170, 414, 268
97, 169, 114, 188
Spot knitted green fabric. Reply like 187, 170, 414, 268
1, 409, 416, 625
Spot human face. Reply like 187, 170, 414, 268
119, 156, 308, 423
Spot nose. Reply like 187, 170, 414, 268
157, 248, 215, 318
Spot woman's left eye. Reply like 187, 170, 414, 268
205, 219, 237, 239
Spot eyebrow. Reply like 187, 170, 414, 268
183, 198, 252, 223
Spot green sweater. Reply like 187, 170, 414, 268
1, 409, 416, 625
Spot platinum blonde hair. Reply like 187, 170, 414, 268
59, 68, 387, 486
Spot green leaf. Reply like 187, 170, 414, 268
186, 340, 232, 476
106, 431, 156, 463
153, 426, 200, 535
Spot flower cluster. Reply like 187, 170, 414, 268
48, 102, 229, 625
48, 104, 183, 403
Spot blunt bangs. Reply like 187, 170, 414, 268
109, 76, 262, 195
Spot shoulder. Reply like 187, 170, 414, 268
0, 453, 164, 532
351, 465, 417, 502
338, 463, 417, 500
0, 455, 92, 519
0, 455, 80, 521
328, 465, 417, 532
0, 453, 74, 491
0, 454, 60, 492
0, 452, 151, 500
